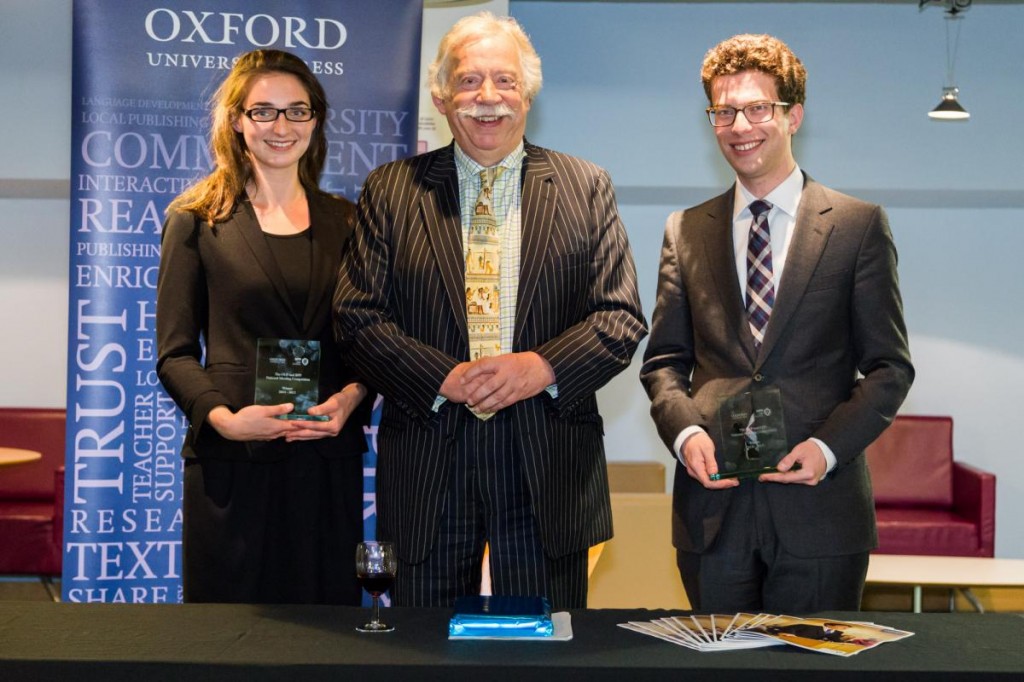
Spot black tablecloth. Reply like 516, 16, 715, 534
1, 603, 1021, 681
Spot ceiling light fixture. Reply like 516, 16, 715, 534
920, 0, 971, 121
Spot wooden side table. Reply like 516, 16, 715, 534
867, 554, 1024, 613
0, 447, 43, 467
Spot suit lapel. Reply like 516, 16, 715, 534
702, 189, 758, 364
758, 175, 834, 361
301, 193, 344, 333
420, 145, 470, 345
235, 199, 302, 328
515, 143, 556, 344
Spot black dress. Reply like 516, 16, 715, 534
157, 193, 368, 604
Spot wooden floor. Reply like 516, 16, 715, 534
0, 577, 60, 602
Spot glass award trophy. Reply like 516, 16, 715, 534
254, 338, 329, 421
711, 387, 788, 480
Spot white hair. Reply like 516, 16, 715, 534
428, 12, 543, 102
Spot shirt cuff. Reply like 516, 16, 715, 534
545, 384, 558, 399
673, 425, 706, 467
810, 437, 837, 473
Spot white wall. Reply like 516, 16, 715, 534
0, 0, 72, 406
2, 0, 1023, 557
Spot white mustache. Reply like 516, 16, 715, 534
456, 103, 515, 119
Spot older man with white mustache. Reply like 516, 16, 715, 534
334, 11, 646, 609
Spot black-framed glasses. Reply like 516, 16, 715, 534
706, 101, 789, 127
243, 107, 315, 123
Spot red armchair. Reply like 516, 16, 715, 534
0, 408, 66, 583
866, 415, 995, 557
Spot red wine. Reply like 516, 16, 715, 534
358, 573, 393, 597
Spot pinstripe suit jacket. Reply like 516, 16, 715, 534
640, 176, 914, 558
333, 141, 647, 562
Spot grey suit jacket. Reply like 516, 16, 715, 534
333, 141, 647, 562
640, 175, 913, 557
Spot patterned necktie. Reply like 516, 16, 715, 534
745, 199, 775, 347
465, 167, 504, 420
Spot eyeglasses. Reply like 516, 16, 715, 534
243, 107, 315, 123
706, 101, 789, 127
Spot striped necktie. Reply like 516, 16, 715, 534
745, 199, 775, 347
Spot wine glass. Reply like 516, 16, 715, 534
355, 541, 396, 633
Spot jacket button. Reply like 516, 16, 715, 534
753, 373, 764, 382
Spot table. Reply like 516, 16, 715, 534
0, 447, 42, 468
867, 554, 1024, 613
0, 603, 1021, 681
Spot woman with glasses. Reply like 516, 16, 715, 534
157, 49, 370, 604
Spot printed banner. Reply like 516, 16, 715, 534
65, 0, 422, 603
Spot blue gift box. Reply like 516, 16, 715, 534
449, 595, 554, 638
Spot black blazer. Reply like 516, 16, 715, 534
157, 191, 369, 462
333, 142, 648, 562
641, 176, 914, 558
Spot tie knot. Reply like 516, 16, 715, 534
480, 166, 505, 189
749, 199, 772, 219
